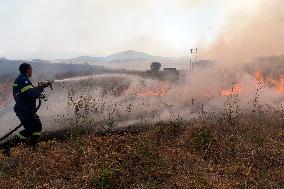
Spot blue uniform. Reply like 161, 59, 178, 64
13, 74, 44, 139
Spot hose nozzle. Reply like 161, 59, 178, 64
38, 80, 54, 90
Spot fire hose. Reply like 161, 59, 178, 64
0, 80, 53, 143
0, 98, 43, 143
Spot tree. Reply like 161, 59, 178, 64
150, 62, 161, 72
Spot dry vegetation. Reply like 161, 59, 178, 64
0, 107, 283, 188
0, 71, 283, 188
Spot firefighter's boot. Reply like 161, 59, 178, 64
28, 134, 40, 149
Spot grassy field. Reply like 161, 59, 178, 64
0, 110, 282, 188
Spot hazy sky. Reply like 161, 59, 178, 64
0, 0, 278, 60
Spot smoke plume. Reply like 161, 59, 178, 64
205, 0, 284, 64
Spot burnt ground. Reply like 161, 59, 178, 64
0, 113, 283, 189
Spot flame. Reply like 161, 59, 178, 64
138, 81, 170, 97
254, 70, 284, 94
221, 84, 241, 96
255, 70, 264, 82
271, 75, 284, 94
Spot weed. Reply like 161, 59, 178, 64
157, 116, 183, 141
238, 181, 247, 189
117, 137, 165, 182
104, 109, 117, 129
251, 80, 264, 114
0, 170, 10, 179
0, 158, 19, 178
192, 172, 210, 188
136, 139, 158, 159
91, 167, 121, 189
258, 171, 269, 189
193, 128, 214, 151
253, 134, 265, 148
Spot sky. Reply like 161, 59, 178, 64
0, 0, 282, 61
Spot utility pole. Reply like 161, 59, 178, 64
189, 48, 198, 70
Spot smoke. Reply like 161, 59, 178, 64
205, 0, 284, 64
1, 1, 284, 137
1, 67, 284, 138
5, 0, 282, 59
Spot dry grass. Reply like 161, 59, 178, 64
0, 113, 283, 189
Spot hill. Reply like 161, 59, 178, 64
0, 58, 108, 80
106, 50, 155, 61
75, 50, 171, 63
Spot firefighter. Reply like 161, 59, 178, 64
1, 63, 48, 156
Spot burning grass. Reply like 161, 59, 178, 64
0, 70, 283, 188
138, 81, 171, 97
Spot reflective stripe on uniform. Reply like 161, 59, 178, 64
13, 83, 18, 87
16, 133, 27, 139
21, 85, 33, 93
32, 132, 41, 136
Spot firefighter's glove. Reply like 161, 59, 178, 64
39, 94, 47, 101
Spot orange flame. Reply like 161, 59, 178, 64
138, 82, 170, 97
255, 70, 264, 82
272, 75, 284, 94
254, 70, 284, 94
221, 84, 241, 96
